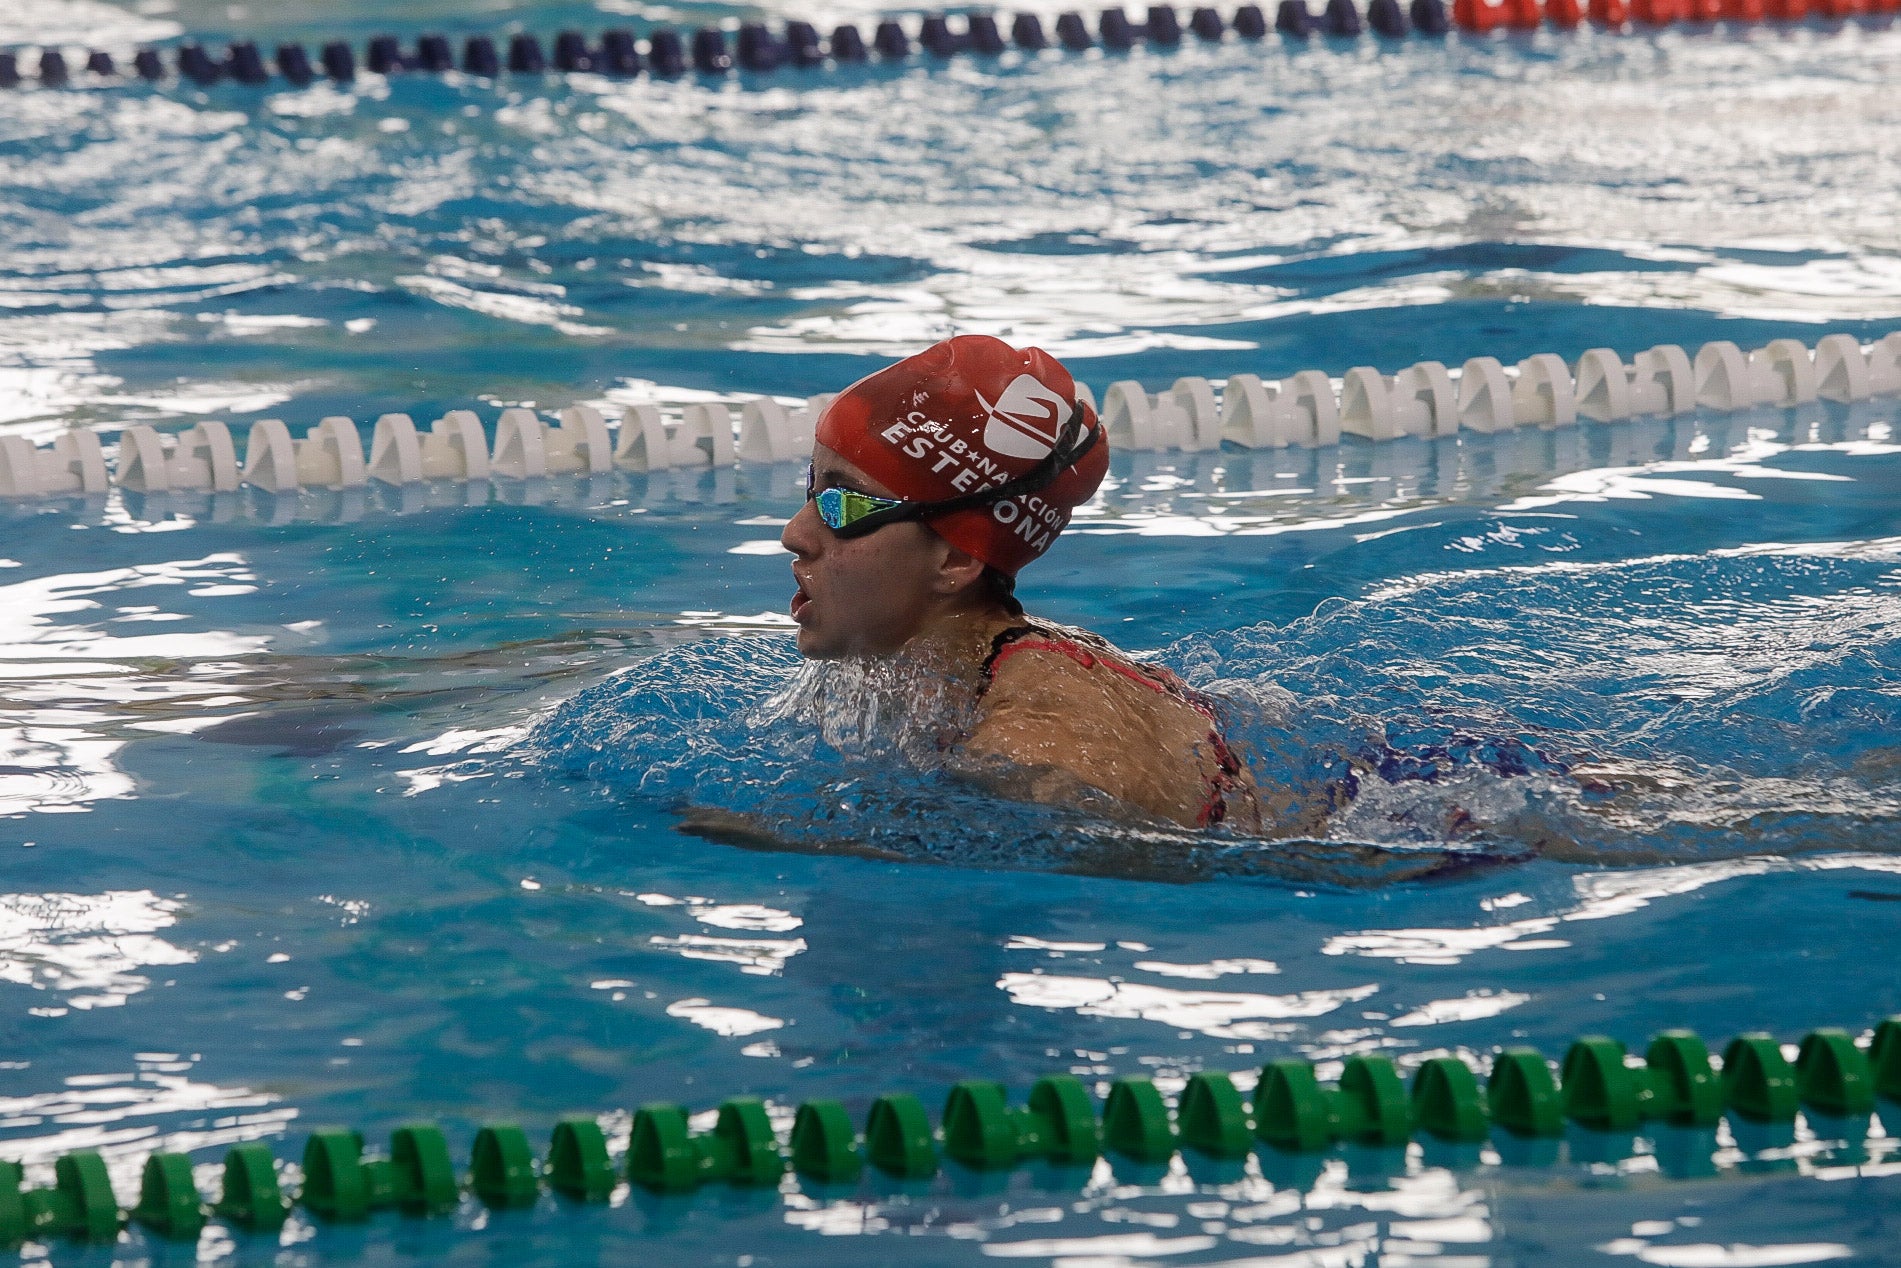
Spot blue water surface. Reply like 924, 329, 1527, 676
2, 1, 1901, 1263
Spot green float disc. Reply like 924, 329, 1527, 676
1178, 1072, 1250, 1158
1253, 1061, 1331, 1152
1102, 1078, 1174, 1163
1645, 1032, 1722, 1126
471, 1124, 539, 1209
1795, 1029, 1876, 1117
132, 1152, 204, 1242
215, 1143, 287, 1231
1561, 1038, 1642, 1132
1722, 1034, 1800, 1122
1027, 1075, 1099, 1166
628, 1105, 700, 1192
1412, 1057, 1487, 1143
547, 1117, 614, 1203
301, 1130, 369, 1222
1339, 1056, 1410, 1147
943, 1081, 1016, 1170
391, 1124, 459, 1214
1488, 1049, 1563, 1137
0, 1160, 26, 1248
715, 1099, 784, 1185
789, 1101, 862, 1182
1871, 1018, 1901, 1103
865, 1094, 937, 1179
53, 1151, 120, 1242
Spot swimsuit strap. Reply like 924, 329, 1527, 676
979, 621, 1244, 827
981, 622, 1043, 684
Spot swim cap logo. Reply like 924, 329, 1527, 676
977, 374, 1072, 461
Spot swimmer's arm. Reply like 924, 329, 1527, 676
675, 805, 910, 861
946, 740, 1136, 820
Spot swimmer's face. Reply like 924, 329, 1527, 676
781, 445, 958, 659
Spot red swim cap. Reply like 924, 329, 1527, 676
815, 335, 1108, 576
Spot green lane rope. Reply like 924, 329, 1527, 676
3, 1018, 1897, 1248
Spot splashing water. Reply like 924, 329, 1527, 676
1183, 537, 1901, 863
530, 535, 1901, 880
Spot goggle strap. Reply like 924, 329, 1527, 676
828, 413, 1099, 539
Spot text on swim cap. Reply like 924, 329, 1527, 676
990, 494, 1067, 554
880, 413, 1012, 493
878, 412, 1065, 555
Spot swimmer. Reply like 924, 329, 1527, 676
782, 335, 1262, 831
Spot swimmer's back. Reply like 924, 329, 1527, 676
961, 622, 1260, 830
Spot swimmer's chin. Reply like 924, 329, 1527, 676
789, 619, 831, 660
788, 599, 846, 660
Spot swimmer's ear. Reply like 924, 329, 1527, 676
932, 541, 989, 601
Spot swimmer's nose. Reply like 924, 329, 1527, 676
781, 498, 822, 559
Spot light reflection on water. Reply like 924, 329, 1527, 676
1319, 855, 1799, 964
780, 1158, 1495, 1260
0, 889, 290, 1201
0, 0, 180, 49
2, 23, 1900, 433
0, 889, 192, 1011
0, 553, 272, 814
997, 972, 1381, 1041
0, 1058, 288, 1178
997, 856, 1897, 1041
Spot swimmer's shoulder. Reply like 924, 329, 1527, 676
979, 620, 1185, 711
966, 618, 1264, 832
956, 632, 1169, 822
966, 620, 1204, 763
971, 622, 1115, 726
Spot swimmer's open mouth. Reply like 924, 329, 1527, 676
789, 563, 814, 622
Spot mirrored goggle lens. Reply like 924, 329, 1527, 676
814, 486, 906, 532
814, 486, 849, 530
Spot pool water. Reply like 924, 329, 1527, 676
3, 1, 1901, 1263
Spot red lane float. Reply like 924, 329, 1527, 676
1467, 0, 1889, 24
1453, 0, 1503, 30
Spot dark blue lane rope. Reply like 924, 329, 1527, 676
3, 1, 1890, 89
0, 3, 1453, 90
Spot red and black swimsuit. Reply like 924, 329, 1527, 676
978, 623, 1248, 827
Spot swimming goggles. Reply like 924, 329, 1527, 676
805, 409, 1101, 539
